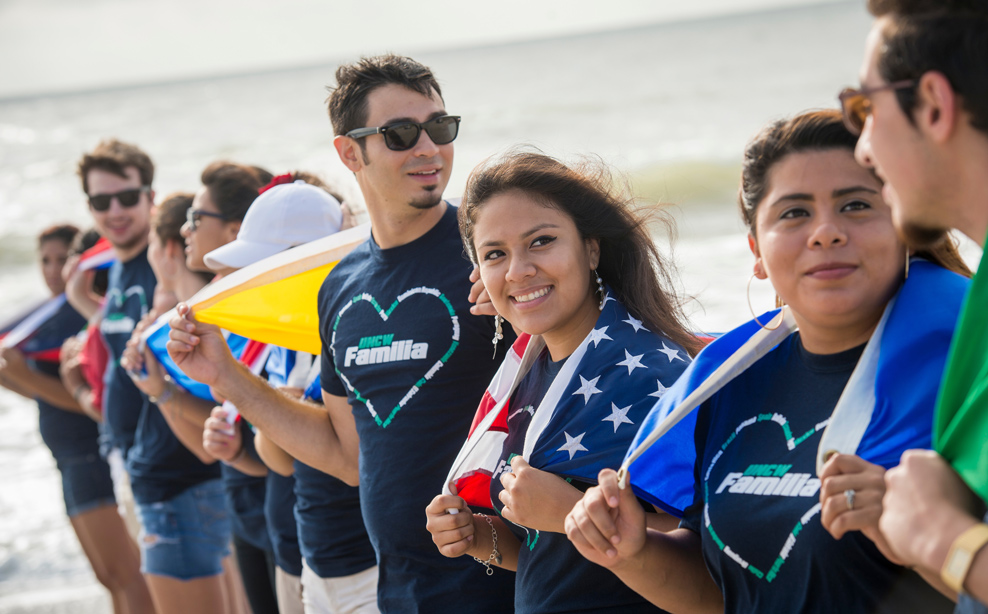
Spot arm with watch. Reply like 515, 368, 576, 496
881, 449, 988, 605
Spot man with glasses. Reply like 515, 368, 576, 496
842, 1, 988, 610
168, 55, 515, 613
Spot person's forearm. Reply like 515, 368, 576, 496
610, 528, 722, 614
467, 515, 520, 572
225, 449, 268, 477
255, 430, 296, 477
915, 511, 988, 604
5, 368, 81, 412
213, 362, 358, 484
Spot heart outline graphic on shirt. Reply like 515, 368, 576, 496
331, 287, 460, 428
703, 412, 828, 583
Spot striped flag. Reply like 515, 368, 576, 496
443, 294, 692, 508
620, 259, 970, 517
0, 294, 85, 362
78, 237, 116, 272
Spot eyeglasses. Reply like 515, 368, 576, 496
345, 115, 461, 151
838, 80, 917, 135
87, 186, 151, 212
185, 207, 227, 231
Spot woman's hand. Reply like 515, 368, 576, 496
565, 467, 648, 571
468, 266, 497, 317
0, 347, 30, 380
819, 453, 901, 563
425, 489, 478, 558
498, 456, 582, 533
203, 405, 242, 463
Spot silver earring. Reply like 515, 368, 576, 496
595, 269, 605, 311
492, 314, 504, 358
747, 273, 784, 331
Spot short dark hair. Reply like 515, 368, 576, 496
740, 109, 971, 277
153, 192, 195, 246
326, 54, 443, 137
200, 162, 272, 222
67, 228, 109, 297
867, 0, 988, 134
38, 224, 80, 249
77, 139, 154, 195
460, 151, 702, 356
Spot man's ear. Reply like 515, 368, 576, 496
748, 234, 768, 279
334, 135, 364, 173
916, 71, 958, 144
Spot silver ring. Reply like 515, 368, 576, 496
844, 489, 856, 511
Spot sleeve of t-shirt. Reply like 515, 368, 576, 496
317, 276, 346, 398
679, 402, 711, 534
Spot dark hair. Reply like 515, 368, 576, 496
867, 0, 988, 134
38, 224, 80, 249
153, 192, 195, 246
288, 170, 345, 203
326, 54, 443, 137
200, 162, 272, 222
740, 109, 971, 277
77, 139, 154, 195
66, 228, 109, 297
460, 151, 702, 356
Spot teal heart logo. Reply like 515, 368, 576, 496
703, 412, 827, 582
331, 287, 459, 428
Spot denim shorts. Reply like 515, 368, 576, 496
56, 452, 116, 518
136, 479, 232, 580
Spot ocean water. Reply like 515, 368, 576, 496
0, 2, 978, 611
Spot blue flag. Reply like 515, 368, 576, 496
623, 259, 969, 517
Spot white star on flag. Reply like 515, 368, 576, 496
586, 326, 612, 348
658, 342, 685, 362
623, 315, 648, 333
572, 375, 602, 404
558, 431, 589, 460
602, 403, 634, 433
616, 349, 646, 375
648, 379, 669, 398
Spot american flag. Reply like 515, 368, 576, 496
444, 293, 692, 507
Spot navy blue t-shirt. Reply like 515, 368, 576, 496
32, 301, 97, 461
265, 471, 302, 576
491, 349, 664, 614
221, 421, 272, 552
680, 333, 952, 614
319, 204, 515, 612
100, 250, 156, 455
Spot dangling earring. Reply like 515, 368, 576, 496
595, 269, 605, 311
492, 314, 504, 358
747, 273, 784, 331
904, 248, 910, 280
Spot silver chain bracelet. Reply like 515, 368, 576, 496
472, 514, 501, 576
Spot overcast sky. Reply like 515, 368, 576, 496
0, 0, 849, 99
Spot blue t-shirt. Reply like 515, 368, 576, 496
680, 333, 953, 614
265, 471, 302, 576
100, 250, 156, 455
103, 249, 220, 504
491, 349, 665, 614
319, 204, 515, 612
32, 301, 97, 461
221, 421, 272, 552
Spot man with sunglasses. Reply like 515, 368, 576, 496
842, 1, 988, 610
168, 55, 515, 613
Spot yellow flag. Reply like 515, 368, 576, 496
187, 224, 370, 354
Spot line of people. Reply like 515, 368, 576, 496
0, 1, 985, 612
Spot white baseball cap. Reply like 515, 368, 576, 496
204, 180, 343, 270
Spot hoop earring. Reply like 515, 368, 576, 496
747, 273, 784, 331
904, 249, 910, 280
492, 314, 504, 358
595, 269, 605, 311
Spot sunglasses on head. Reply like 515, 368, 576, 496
345, 115, 461, 151
185, 207, 227, 231
88, 186, 151, 212
838, 80, 917, 136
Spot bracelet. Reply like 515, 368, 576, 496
472, 514, 501, 576
72, 383, 90, 404
225, 443, 248, 466
149, 379, 175, 406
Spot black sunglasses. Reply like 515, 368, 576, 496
345, 115, 461, 151
185, 207, 227, 231
88, 186, 151, 212
838, 80, 917, 136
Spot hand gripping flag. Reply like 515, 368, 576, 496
443, 294, 692, 508
183, 223, 370, 355
620, 259, 969, 517
141, 310, 270, 401
0, 294, 86, 363
935, 255, 988, 501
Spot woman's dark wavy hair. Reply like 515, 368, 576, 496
459, 151, 701, 356
739, 109, 971, 277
